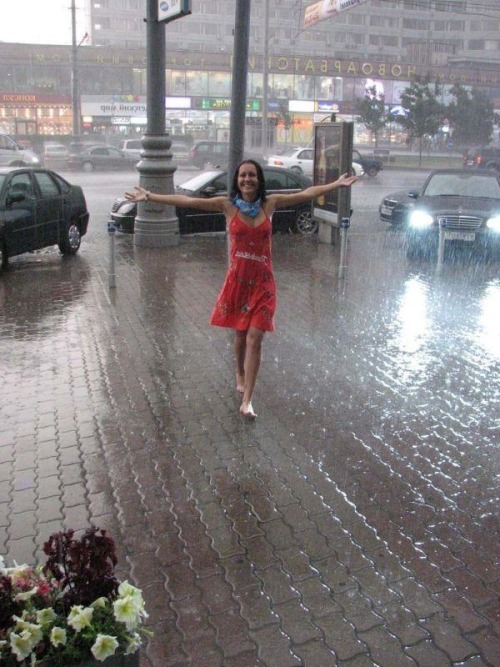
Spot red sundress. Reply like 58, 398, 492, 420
210, 210, 276, 332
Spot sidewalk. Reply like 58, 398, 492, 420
0, 226, 499, 666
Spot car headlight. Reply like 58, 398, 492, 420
409, 210, 433, 229
486, 215, 500, 232
30, 156, 41, 165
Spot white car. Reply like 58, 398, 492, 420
267, 146, 364, 178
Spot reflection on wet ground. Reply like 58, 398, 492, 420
0, 224, 499, 666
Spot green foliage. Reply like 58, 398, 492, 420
396, 76, 444, 164
446, 85, 495, 147
355, 85, 387, 146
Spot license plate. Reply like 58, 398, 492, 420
380, 205, 392, 216
444, 230, 475, 242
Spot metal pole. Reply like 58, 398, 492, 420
134, 0, 179, 247
108, 223, 116, 288
437, 221, 445, 272
70, 0, 80, 140
228, 0, 251, 184
261, 0, 270, 160
339, 217, 350, 278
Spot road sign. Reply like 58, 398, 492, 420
158, 0, 191, 23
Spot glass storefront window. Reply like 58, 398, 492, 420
186, 70, 208, 96
208, 71, 231, 97
294, 74, 316, 100
167, 70, 186, 96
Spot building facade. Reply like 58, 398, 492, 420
0, 0, 499, 148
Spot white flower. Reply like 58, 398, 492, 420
11, 620, 43, 647
10, 630, 36, 662
67, 605, 94, 632
125, 633, 142, 654
36, 608, 57, 626
91, 634, 119, 662
113, 595, 142, 631
118, 581, 145, 609
14, 587, 38, 602
90, 596, 108, 609
50, 627, 67, 648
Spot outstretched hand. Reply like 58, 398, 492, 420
336, 172, 359, 187
124, 186, 148, 202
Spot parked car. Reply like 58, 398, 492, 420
462, 145, 500, 172
0, 133, 42, 168
67, 145, 137, 172
43, 143, 70, 159
267, 146, 364, 178
110, 166, 317, 235
352, 149, 383, 177
0, 167, 90, 271
189, 141, 230, 169
379, 169, 500, 258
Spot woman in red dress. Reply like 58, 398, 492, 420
126, 160, 357, 419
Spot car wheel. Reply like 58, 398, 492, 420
82, 161, 94, 173
294, 210, 318, 235
290, 166, 303, 175
367, 166, 379, 178
59, 222, 81, 255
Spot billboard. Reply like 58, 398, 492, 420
312, 122, 353, 226
304, 0, 367, 28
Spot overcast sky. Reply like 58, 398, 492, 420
0, 1, 85, 45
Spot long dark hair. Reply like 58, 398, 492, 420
230, 159, 267, 202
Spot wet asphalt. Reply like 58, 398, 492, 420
0, 173, 499, 666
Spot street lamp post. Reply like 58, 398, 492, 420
134, 0, 179, 247
261, 0, 270, 159
70, 0, 87, 145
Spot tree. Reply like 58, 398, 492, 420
355, 85, 387, 147
396, 76, 443, 165
446, 84, 495, 148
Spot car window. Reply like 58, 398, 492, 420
425, 174, 500, 198
211, 174, 228, 191
125, 141, 141, 150
34, 172, 60, 198
9, 173, 34, 197
197, 144, 209, 154
52, 172, 71, 194
298, 150, 314, 160
0, 135, 16, 151
264, 170, 288, 190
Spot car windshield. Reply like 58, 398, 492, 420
273, 147, 301, 157
177, 170, 224, 193
0, 175, 5, 191
424, 174, 500, 198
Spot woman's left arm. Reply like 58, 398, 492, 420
268, 172, 358, 208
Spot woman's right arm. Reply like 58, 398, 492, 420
124, 185, 228, 212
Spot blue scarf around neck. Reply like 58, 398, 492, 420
232, 196, 261, 218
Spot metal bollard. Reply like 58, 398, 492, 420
339, 216, 350, 278
107, 222, 116, 288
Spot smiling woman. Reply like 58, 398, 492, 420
123, 161, 358, 419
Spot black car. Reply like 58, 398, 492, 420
0, 167, 90, 270
67, 145, 137, 172
188, 141, 231, 169
380, 169, 500, 257
110, 166, 316, 235
462, 145, 500, 172
352, 149, 383, 178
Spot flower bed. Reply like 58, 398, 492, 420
0, 527, 150, 665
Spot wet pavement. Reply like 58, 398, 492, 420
0, 212, 499, 666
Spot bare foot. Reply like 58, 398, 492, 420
240, 402, 257, 420
236, 373, 245, 394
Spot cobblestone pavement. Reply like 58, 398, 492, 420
0, 223, 499, 666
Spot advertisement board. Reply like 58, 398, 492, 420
304, 0, 367, 28
158, 0, 191, 23
312, 121, 353, 226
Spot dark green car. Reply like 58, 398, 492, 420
0, 167, 90, 271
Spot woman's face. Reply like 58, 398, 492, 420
237, 162, 259, 201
